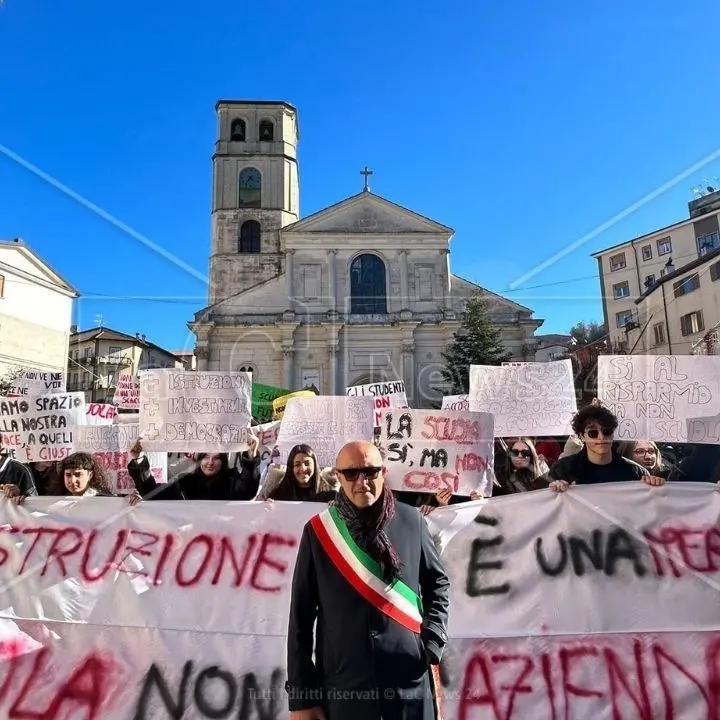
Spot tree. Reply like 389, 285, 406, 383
569, 321, 606, 347
0, 366, 25, 397
441, 293, 511, 394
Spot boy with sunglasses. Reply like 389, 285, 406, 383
548, 404, 665, 491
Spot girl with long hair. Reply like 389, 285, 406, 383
259, 444, 337, 502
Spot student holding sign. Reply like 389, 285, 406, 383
548, 405, 665, 491
286, 440, 449, 720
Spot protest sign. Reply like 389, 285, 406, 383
0, 392, 85, 462
346, 380, 408, 426
73, 422, 166, 492
441, 394, 469, 411
380, 409, 494, 495
271, 389, 317, 420
83, 402, 117, 426
113, 370, 140, 409
276, 395, 374, 467
598, 355, 720, 443
252, 383, 290, 423
1, 482, 717, 719
138, 370, 252, 452
6, 369, 66, 397
469, 359, 577, 436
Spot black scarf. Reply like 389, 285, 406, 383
333, 485, 401, 582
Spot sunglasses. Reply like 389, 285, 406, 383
584, 427, 614, 439
338, 466, 382, 482
509, 449, 532, 458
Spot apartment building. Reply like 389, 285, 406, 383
67, 326, 183, 403
592, 189, 720, 350
626, 248, 720, 355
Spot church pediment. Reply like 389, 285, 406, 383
283, 192, 453, 235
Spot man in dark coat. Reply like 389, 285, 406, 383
286, 440, 450, 720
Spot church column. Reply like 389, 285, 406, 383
327, 249, 337, 309
283, 348, 295, 389
285, 249, 295, 308
195, 346, 209, 371
399, 250, 409, 308
402, 339, 415, 407
440, 248, 452, 309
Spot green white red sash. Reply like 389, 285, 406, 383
310, 506, 423, 634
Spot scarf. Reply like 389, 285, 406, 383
332, 485, 401, 582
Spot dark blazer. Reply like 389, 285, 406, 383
544, 447, 648, 485
286, 501, 450, 720
128, 454, 261, 500
0, 457, 37, 496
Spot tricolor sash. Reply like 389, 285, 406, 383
310, 506, 423, 634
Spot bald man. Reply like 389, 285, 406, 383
286, 440, 450, 720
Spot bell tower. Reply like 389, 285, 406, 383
209, 100, 300, 304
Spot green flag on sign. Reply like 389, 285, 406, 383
252, 383, 290, 422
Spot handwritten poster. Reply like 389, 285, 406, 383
441, 394, 469, 411
0, 392, 85, 462
112, 370, 140, 409
380, 409, 494, 496
73, 423, 166, 493
7, 369, 66, 396
83, 402, 117, 426
252, 383, 290, 423
272, 389, 317, 421
598, 354, 720, 443
276, 395, 375, 467
346, 380, 408, 427
250, 420, 281, 477
469, 359, 577, 436
138, 370, 253, 452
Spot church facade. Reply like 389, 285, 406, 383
189, 100, 543, 407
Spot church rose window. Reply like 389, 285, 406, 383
239, 220, 261, 253
350, 254, 387, 314
238, 168, 262, 208
259, 120, 274, 141
230, 118, 246, 142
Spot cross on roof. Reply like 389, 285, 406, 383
360, 166, 373, 192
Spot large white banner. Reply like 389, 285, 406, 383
598, 354, 720, 443
276, 396, 375, 467
469, 359, 577, 437
380, 409, 494, 496
1, 484, 717, 718
138, 370, 253, 452
0, 392, 85, 462
346, 380, 408, 427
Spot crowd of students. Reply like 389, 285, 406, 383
1, 401, 719, 508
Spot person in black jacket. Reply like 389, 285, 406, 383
128, 436, 261, 500
546, 404, 663, 491
286, 440, 449, 720
0, 451, 37, 502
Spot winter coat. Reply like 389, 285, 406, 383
0, 456, 37, 496
286, 501, 450, 719
258, 465, 339, 502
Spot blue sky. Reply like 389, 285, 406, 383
2, 0, 719, 352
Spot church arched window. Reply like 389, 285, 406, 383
350, 254, 387, 314
259, 120, 274, 141
238, 168, 261, 208
230, 118, 246, 141
239, 364, 255, 375
239, 220, 261, 253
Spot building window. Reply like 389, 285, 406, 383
230, 118, 246, 142
609, 252, 626, 271
711, 260, 720, 282
301, 264, 321, 299
109, 345, 121, 354
680, 310, 704, 337
616, 310, 634, 328
350, 254, 387, 314
697, 231, 720, 256
657, 237, 672, 255
238, 365, 255, 375
641, 245, 652, 261
259, 120, 274, 141
644, 274, 656, 288
612, 281, 630, 299
72, 372, 78, 386
238, 220, 261, 253
672, 272, 700, 298
653, 323, 665, 346
84, 347, 91, 358
238, 168, 261, 208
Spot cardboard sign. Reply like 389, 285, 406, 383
83, 402, 117, 426
113, 370, 140, 410
346, 380, 408, 427
276, 395, 374, 467
138, 370, 252, 452
380, 409, 494, 495
469, 359, 577, 437
598, 355, 720, 443
252, 383, 290, 423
